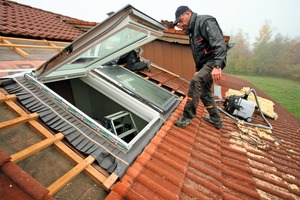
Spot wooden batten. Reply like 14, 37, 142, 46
0, 37, 30, 58
0, 91, 118, 198
0, 36, 70, 58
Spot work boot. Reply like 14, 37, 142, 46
144, 60, 152, 72
174, 116, 191, 128
203, 116, 223, 130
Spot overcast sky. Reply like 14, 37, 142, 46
15, 0, 300, 44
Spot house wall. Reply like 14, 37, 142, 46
142, 40, 195, 81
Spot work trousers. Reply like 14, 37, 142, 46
183, 61, 221, 122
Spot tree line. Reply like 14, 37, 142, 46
224, 21, 300, 81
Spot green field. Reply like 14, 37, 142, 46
235, 75, 300, 119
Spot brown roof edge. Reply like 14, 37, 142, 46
0, 149, 54, 200
61, 18, 97, 26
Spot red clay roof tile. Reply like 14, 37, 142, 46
0, 1, 97, 41
107, 74, 300, 200
0, 149, 54, 200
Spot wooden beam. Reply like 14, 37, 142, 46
0, 94, 17, 102
11, 133, 65, 163
0, 36, 70, 45
0, 113, 39, 130
0, 38, 29, 58
53, 141, 108, 187
0, 43, 64, 50
4, 100, 30, 117
28, 120, 108, 187
43, 39, 62, 52
47, 155, 96, 195
1, 91, 108, 191
158, 32, 189, 45
103, 173, 119, 190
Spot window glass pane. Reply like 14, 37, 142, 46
51, 28, 147, 72
95, 66, 174, 110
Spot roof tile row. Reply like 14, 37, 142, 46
107, 74, 300, 200
0, 149, 54, 200
0, 1, 97, 41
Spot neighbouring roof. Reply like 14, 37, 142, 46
0, 0, 97, 41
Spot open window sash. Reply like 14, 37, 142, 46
33, 4, 166, 82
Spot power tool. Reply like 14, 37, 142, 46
217, 88, 273, 130
223, 93, 257, 123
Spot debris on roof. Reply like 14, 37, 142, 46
225, 87, 278, 120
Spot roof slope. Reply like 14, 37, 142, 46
0, 0, 97, 41
107, 74, 300, 200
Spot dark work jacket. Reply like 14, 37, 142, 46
185, 13, 227, 71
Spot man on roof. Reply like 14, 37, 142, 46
173, 6, 227, 130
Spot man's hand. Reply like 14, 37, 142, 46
211, 67, 222, 82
